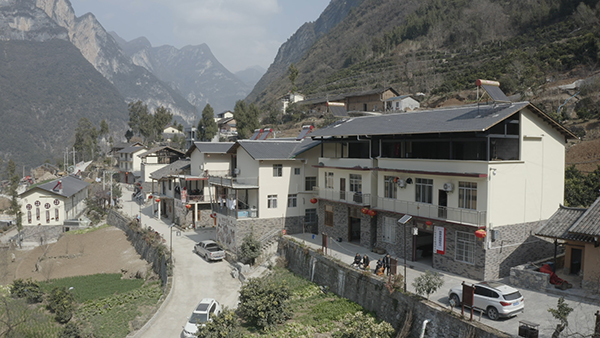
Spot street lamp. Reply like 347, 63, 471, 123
397, 214, 412, 292
169, 223, 175, 266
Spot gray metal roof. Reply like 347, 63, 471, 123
385, 95, 413, 101
25, 176, 90, 198
185, 142, 234, 157
149, 159, 191, 180
138, 146, 185, 158
118, 146, 145, 154
235, 138, 320, 160
569, 198, 600, 237
310, 102, 575, 139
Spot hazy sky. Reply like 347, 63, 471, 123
69, 0, 330, 73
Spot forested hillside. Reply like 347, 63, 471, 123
252, 0, 600, 121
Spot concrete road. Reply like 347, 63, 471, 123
291, 233, 600, 338
119, 186, 241, 338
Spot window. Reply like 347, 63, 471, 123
168, 180, 172, 190
349, 174, 362, 193
415, 178, 433, 203
325, 172, 334, 189
294, 168, 301, 175
325, 205, 334, 226
273, 164, 283, 177
305, 177, 316, 191
305, 209, 317, 224
459, 182, 477, 210
384, 176, 397, 199
268, 195, 278, 208
382, 217, 396, 243
287, 194, 297, 208
455, 231, 475, 264
55, 209, 59, 222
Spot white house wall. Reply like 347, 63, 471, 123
143, 163, 168, 182
20, 188, 88, 226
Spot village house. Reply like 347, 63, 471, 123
117, 145, 146, 183
309, 100, 577, 280
535, 198, 600, 291
211, 129, 326, 253
297, 87, 400, 115
19, 176, 89, 227
148, 159, 191, 223
384, 94, 420, 112
139, 146, 186, 183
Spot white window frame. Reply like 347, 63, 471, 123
384, 176, 397, 199
349, 174, 362, 193
455, 231, 475, 264
382, 216, 396, 244
415, 178, 433, 204
325, 172, 334, 189
267, 195, 278, 208
273, 164, 283, 177
458, 182, 477, 210
287, 194, 297, 208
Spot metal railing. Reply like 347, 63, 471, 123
314, 187, 371, 206
208, 176, 259, 187
214, 198, 258, 219
188, 194, 208, 202
375, 197, 486, 227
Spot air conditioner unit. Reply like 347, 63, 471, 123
443, 182, 454, 192
233, 168, 240, 175
396, 179, 406, 188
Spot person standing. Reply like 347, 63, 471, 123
383, 254, 391, 275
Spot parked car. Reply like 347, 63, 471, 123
448, 281, 524, 320
181, 298, 222, 338
194, 240, 225, 261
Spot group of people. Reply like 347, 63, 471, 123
351, 253, 392, 276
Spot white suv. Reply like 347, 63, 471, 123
181, 298, 222, 337
448, 281, 524, 320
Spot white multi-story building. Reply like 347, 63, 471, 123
309, 101, 576, 280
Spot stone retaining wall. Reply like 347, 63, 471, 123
509, 264, 550, 292
108, 210, 169, 286
280, 238, 509, 338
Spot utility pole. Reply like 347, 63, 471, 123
72, 147, 76, 167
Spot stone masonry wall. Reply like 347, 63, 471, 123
108, 210, 169, 286
281, 238, 509, 338
484, 221, 555, 280
318, 202, 373, 248
433, 222, 487, 281
509, 264, 550, 292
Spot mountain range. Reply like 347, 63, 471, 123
0, 0, 261, 168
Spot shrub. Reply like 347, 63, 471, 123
59, 322, 82, 338
47, 287, 75, 323
332, 312, 394, 338
195, 307, 243, 338
238, 232, 261, 265
10, 278, 44, 303
412, 270, 444, 300
238, 277, 291, 330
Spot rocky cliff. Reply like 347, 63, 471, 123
246, 0, 363, 104
33, 0, 196, 122
113, 33, 250, 114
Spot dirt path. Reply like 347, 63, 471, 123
9, 226, 150, 282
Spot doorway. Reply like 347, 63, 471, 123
349, 217, 361, 242
438, 190, 448, 219
413, 230, 434, 265
570, 248, 582, 275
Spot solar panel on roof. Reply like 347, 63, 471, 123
250, 129, 261, 140
296, 125, 314, 140
258, 128, 273, 140
482, 85, 510, 103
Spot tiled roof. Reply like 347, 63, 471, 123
536, 200, 600, 243
535, 206, 586, 240
234, 138, 320, 160
118, 146, 145, 154
185, 142, 234, 157
138, 146, 185, 158
569, 198, 600, 237
24, 176, 90, 198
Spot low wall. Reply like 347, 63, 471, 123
280, 238, 510, 338
108, 210, 169, 286
509, 264, 550, 292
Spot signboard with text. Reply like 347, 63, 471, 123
434, 226, 445, 255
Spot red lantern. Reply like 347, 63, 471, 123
367, 209, 377, 217
310, 198, 318, 204
475, 229, 487, 238
148, 195, 153, 199
155, 198, 161, 203
185, 204, 192, 209
361, 207, 369, 214
425, 221, 433, 226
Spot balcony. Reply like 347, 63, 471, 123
315, 187, 371, 206
214, 199, 258, 219
208, 176, 259, 188
187, 194, 208, 203
376, 197, 486, 227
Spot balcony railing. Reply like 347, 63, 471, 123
376, 197, 486, 227
208, 176, 259, 188
187, 194, 208, 203
315, 187, 371, 206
